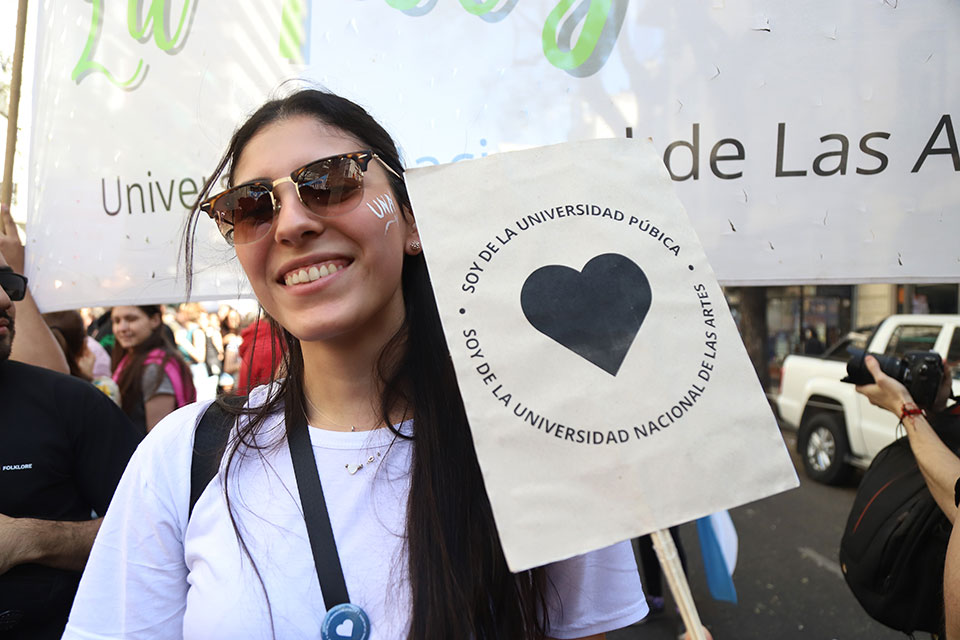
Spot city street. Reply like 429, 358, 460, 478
610, 429, 915, 640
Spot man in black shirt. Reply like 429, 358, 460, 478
0, 248, 141, 637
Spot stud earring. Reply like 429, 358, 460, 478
409, 240, 421, 253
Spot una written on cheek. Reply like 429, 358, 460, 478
366, 193, 399, 235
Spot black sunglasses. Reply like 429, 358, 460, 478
0, 269, 27, 301
200, 150, 402, 245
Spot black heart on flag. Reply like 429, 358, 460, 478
520, 253, 653, 376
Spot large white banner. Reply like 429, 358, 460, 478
27, 1, 960, 310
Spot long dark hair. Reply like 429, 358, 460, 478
110, 305, 195, 419
42, 310, 91, 381
185, 90, 549, 639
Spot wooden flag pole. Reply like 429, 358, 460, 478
2, 0, 29, 208
650, 528, 709, 640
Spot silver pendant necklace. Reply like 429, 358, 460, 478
345, 450, 382, 475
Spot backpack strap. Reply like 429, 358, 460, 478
159, 357, 191, 407
142, 348, 195, 407
189, 395, 247, 518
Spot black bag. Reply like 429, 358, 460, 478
839, 415, 960, 635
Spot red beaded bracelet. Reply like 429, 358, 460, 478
899, 403, 923, 420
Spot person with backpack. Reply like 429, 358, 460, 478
855, 354, 959, 637
110, 305, 196, 433
63, 90, 647, 639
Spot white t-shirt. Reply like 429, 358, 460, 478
64, 389, 647, 639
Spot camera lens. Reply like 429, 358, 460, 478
876, 353, 908, 381
843, 348, 876, 385
842, 348, 907, 386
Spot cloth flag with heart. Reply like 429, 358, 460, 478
404, 138, 798, 571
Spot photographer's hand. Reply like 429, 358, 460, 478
856, 356, 960, 523
854, 355, 914, 417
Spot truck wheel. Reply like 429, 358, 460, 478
798, 413, 850, 485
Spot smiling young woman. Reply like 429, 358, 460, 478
64, 90, 647, 640
109, 305, 196, 433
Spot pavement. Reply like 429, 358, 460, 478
608, 429, 919, 640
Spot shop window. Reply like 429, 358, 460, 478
897, 284, 959, 315
764, 285, 853, 390
916, 285, 959, 314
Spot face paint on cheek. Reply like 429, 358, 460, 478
366, 193, 399, 235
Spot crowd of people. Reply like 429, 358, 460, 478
37, 302, 283, 433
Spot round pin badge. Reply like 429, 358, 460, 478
321, 603, 371, 640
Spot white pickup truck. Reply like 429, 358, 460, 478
777, 314, 960, 484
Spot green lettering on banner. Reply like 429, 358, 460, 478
459, 0, 503, 16
72, 0, 144, 88
72, 0, 194, 90
280, 0, 310, 62
127, 0, 191, 50
542, 0, 612, 70
385, 0, 427, 9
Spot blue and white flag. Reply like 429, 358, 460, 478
696, 510, 738, 604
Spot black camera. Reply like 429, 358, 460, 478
842, 348, 945, 409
